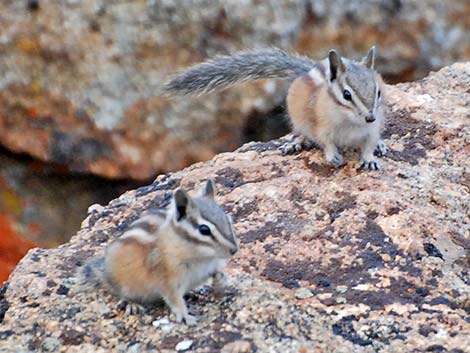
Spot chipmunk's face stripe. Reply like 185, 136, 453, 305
196, 198, 237, 244
344, 77, 370, 116
329, 83, 354, 111
176, 225, 210, 246
194, 217, 234, 248
346, 85, 369, 116
343, 62, 379, 118
213, 222, 237, 248
191, 212, 237, 254
329, 68, 373, 120
212, 228, 238, 252
169, 189, 238, 255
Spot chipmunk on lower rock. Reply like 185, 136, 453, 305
78, 180, 239, 325
163, 47, 387, 170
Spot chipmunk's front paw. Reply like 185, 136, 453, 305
374, 140, 387, 157
212, 271, 227, 296
326, 151, 345, 168
357, 159, 381, 171
212, 271, 227, 287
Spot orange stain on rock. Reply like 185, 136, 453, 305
0, 214, 37, 283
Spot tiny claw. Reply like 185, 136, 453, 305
357, 159, 381, 171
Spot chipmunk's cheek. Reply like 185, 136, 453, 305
348, 112, 360, 123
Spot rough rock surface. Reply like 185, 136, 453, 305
0, 0, 468, 179
1, 63, 469, 352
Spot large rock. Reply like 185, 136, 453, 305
0, 0, 468, 180
0, 63, 469, 352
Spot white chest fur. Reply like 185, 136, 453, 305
332, 121, 372, 147
179, 258, 227, 293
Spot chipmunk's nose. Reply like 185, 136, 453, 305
365, 114, 376, 123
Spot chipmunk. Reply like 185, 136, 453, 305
163, 47, 387, 170
78, 179, 238, 325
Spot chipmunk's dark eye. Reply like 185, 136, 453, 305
343, 89, 352, 101
377, 90, 381, 99
198, 225, 212, 236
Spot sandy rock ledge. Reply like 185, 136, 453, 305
0, 63, 469, 352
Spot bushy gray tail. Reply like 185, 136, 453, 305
76, 256, 106, 291
162, 48, 316, 96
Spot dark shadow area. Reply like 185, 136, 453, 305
241, 105, 291, 144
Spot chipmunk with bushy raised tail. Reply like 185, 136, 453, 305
78, 180, 238, 325
163, 47, 387, 170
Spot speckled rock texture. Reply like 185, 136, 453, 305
0, 63, 469, 352
0, 0, 468, 179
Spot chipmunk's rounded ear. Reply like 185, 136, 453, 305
173, 188, 192, 221
362, 46, 376, 70
199, 179, 215, 199
328, 49, 345, 81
